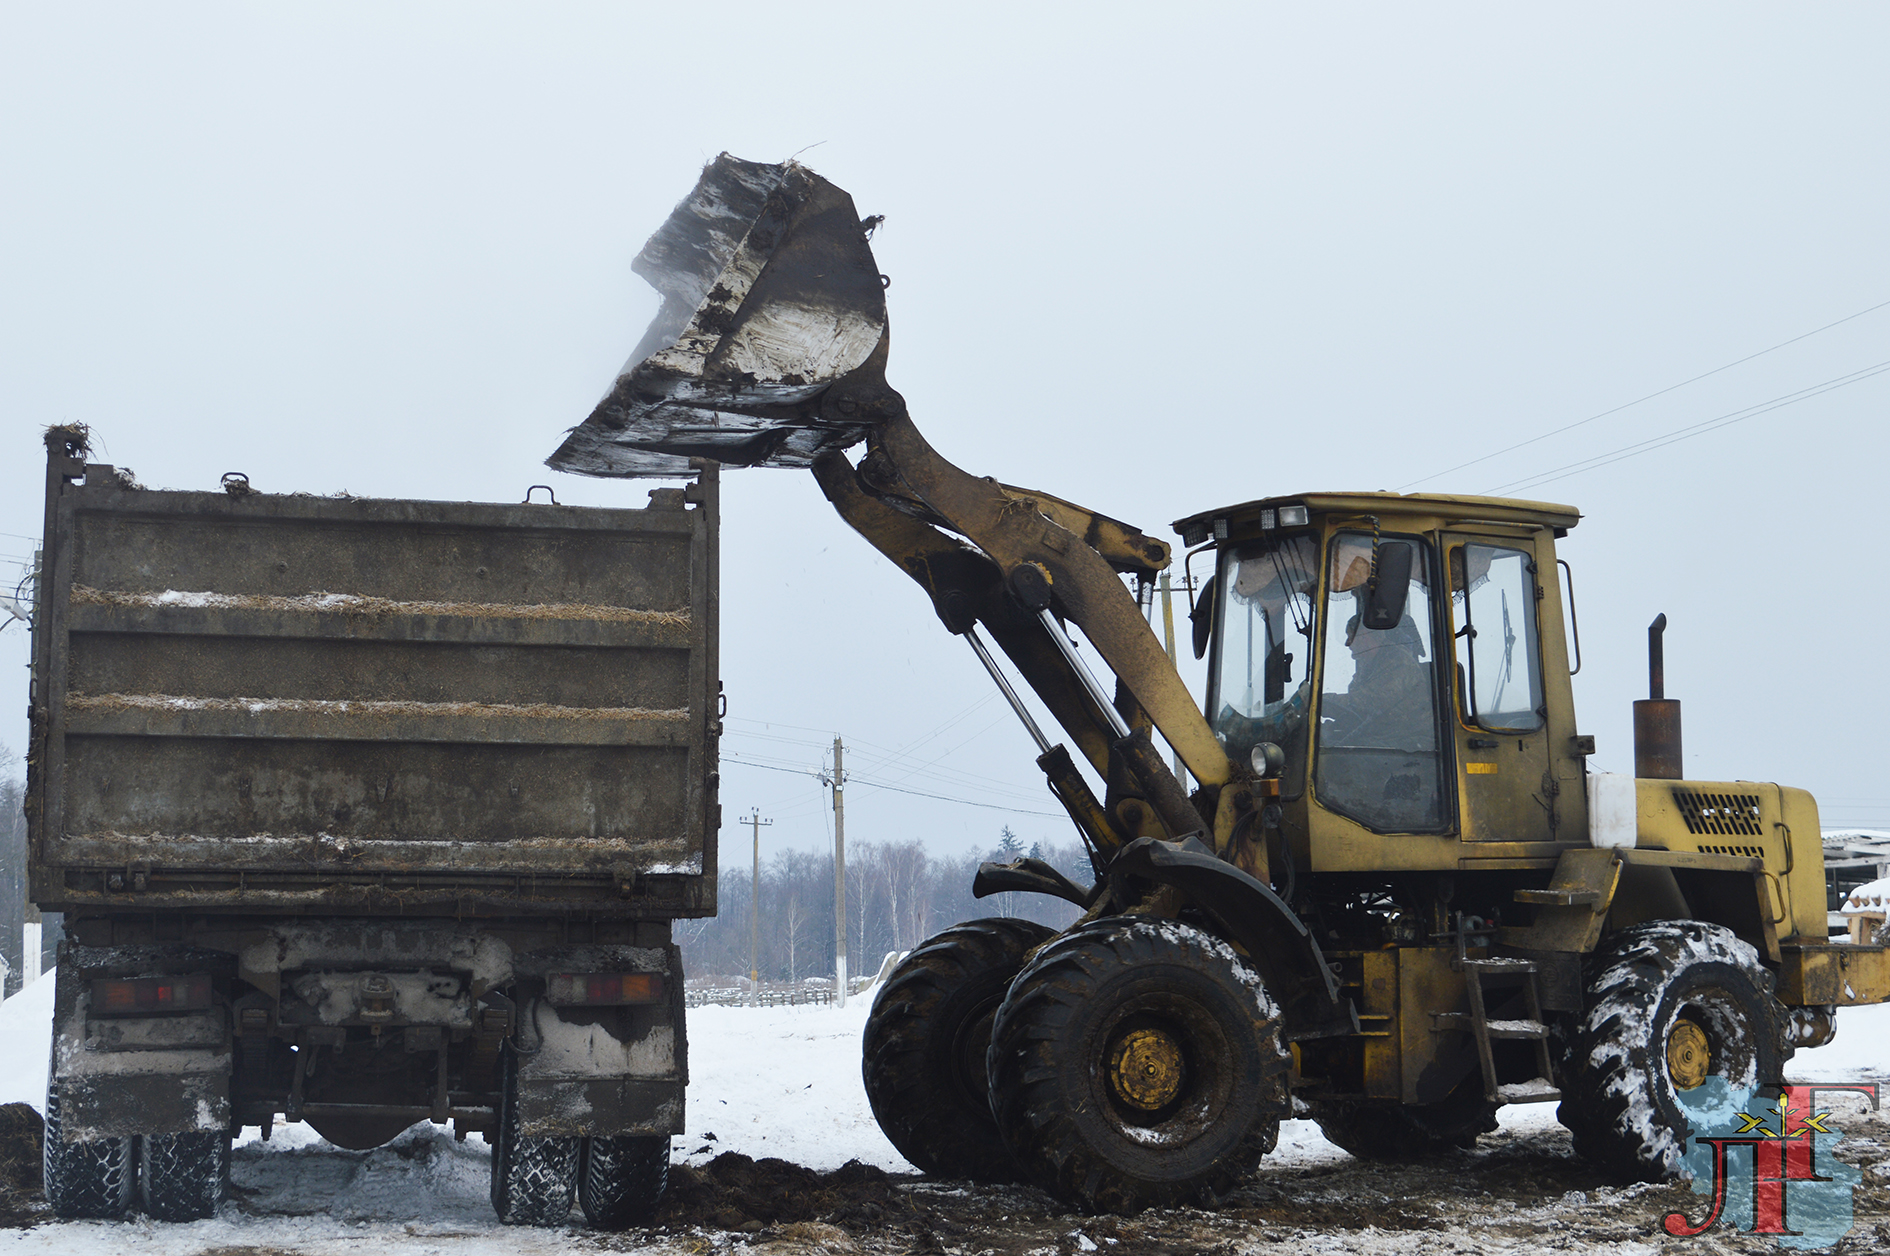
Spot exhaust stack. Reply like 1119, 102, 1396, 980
1633, 613, 1683, 779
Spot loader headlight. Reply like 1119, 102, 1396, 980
1277, 505, 1309, 528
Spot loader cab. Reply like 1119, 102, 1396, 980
1179, 492, 1588, 871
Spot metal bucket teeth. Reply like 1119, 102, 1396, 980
549, 154, 889, 478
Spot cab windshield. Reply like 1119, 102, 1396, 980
1208, 534, 1317, 796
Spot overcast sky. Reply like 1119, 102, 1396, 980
3, 3, 1887, 868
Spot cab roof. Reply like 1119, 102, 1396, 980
1173, 491, 1581, 547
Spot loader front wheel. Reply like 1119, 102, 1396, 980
1558, 921, 1789, 1181
987, 917, 1287, 1213
862, 918, 1056, 1181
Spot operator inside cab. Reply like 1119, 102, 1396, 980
1210, 530, 1446, 834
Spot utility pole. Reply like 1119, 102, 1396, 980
832, 736, 847, 1008
746, 810, 770, 1002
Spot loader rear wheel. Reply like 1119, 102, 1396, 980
42, 1069, 135, 1220
862, 918, 1056, 1181
140, 1130, 231, 1221
490, 1048, 578, 1225
1558, 921, 1789, 1181
987, 917, 1287, 1214
1307, 1078, 1499, 1161
578, 1135, 668, 1229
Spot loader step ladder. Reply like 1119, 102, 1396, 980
1433, 919, 1560, 1105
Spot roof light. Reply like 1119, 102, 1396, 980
545, 973, 665, 1006
1212, 519, 1228, 540
90, 974, 213, 1016
1259, 509, 1276, 530
1277, 505, 1309, 527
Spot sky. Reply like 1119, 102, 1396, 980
2, 2, 1889, 868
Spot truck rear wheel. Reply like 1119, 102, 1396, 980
490, 1049, 578, 1225
1307, 1079, 1499, 1160
43, 1073, 135, 1220
578, 1135, 668, 1229
140, 1130, 231, 1221
1558, 921, 1789, 1181
987, 917, 1287, 1213
862, 917, 1056, 1181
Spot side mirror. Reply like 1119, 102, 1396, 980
1360, 541, 1413, 631
1190, 574, 1216, 659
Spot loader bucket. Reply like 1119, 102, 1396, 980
548, 154, 890, 478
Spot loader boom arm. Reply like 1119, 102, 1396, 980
544, 153, 1246, 860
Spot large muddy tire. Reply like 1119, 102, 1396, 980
1558, 921, 1790, 1181
578, 1135, 668, 1229
140, 1130, 230, 1221
1308, 1077, 1499, 1160
987, 917, 1288, 1213
490, 1048, 578, 1225
43, 1073, 135, 1220
862, 917, 1056, 1181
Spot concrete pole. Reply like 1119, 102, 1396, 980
747, 810, 770, 1003
832, 736, 847, 1008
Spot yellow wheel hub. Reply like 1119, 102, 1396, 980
1667, 1017, 1711, 1090
1108, 1028, 1185, 1112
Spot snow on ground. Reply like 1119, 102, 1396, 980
0, 971, 1884, 1251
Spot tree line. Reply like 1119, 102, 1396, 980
676, 828, 1095, 984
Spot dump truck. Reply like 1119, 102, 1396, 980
548, 153, 1890, 1214
26, 428, 719, 1225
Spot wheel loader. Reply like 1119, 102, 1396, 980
549, 154, 1890, 1213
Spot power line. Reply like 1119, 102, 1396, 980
847, 777, 1064, 818
1400, 295, 1890, 490
721, 751, 1062, 818
1486, 358, 1890, 495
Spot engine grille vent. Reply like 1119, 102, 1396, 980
1672, 789, 1764, 837
1696, 844, 1765, 859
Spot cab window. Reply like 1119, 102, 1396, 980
1314, 532, 1447, 832
1208, 534, 1317, 797
1450, 543, 1545, 732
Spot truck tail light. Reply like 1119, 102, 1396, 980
545, 973, 664, 1006
90, 974, 213, 1015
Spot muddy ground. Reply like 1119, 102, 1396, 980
3, 1103, 1885, 1253
608, 1100, 1890, 1256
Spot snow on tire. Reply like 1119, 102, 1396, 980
140, 1130, 230, 1221
579, 1135, 669, 1229
1557, 921, 1790, 1181
986, 916, 1288, 1214
42, 1071, 135, 1221
862, 917, 1056, 1182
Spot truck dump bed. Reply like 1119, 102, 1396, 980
28, 436, 719, 918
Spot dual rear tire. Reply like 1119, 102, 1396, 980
489, 1048, 669, 1228
43, 1077, 228, 1222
